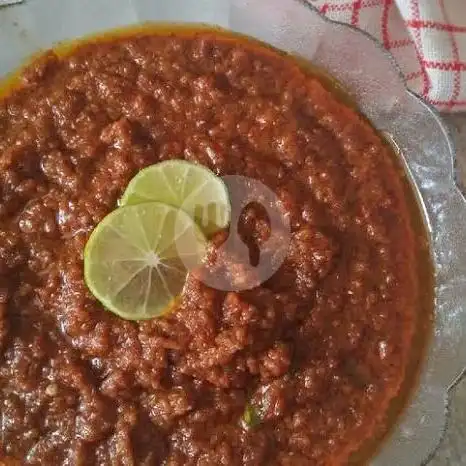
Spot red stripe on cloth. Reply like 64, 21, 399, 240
422, 61, 466, 71
406, 70, 424, 80
439, 0, 461, 110
320, 4, 329, 14
324, 0, 382, 13
361, 0, 384, 6
381, 0, 393, 49
351, 0, 363, 26
388, 38, 414, 49
410, 0, 430, 96
406, 19, 466, 33
428, 99, 466, 107
323, 2, 356, 13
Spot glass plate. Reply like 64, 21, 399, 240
1, 0, 465, 464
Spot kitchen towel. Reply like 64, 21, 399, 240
311, 0, 466, 111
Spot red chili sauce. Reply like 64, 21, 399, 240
0, 27, 431, 465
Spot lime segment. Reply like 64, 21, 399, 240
84, 202, 207, 321
119, 160, 230, 236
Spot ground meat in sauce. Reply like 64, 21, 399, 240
0, 31, 419, 465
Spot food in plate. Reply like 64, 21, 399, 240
0, 27, 429, 465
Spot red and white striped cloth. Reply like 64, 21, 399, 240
311, 0, 466, 111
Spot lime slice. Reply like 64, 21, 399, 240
84, 202, 207, 321
120, 160, 231, 236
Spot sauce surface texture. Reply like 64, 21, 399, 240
0, 29, 423, 465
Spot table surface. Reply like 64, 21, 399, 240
427, 114, 466, 466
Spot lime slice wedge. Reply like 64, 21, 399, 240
84, 202, 207, 321
119, 160, 231, 236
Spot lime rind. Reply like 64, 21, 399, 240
119, 160, 231, 236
